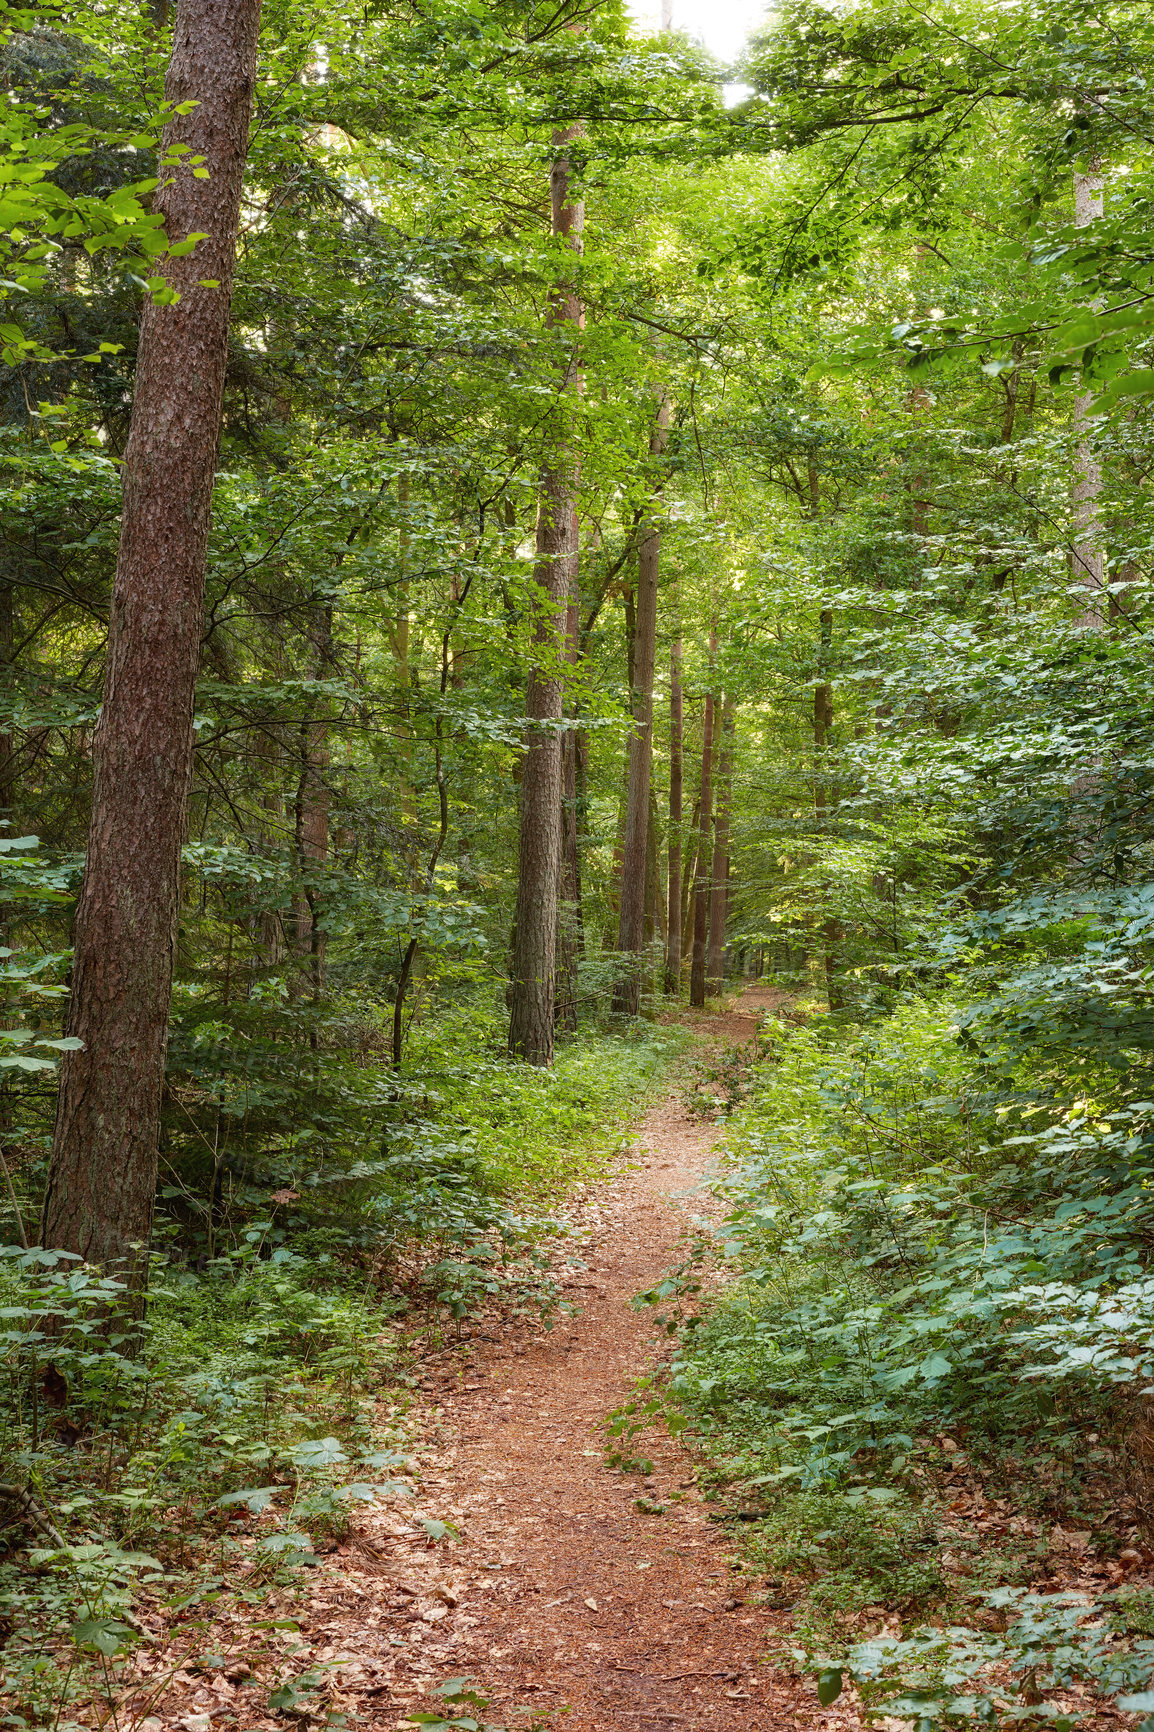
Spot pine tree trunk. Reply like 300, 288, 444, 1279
706, 697, 734, 993
508, 128, 583, 1065
664, 636, 683, 993
41, 0, 263, 1281
689, 688, 715, 1010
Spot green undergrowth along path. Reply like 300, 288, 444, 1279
0, 1007, 689, 1731
649, 996, 1154, 1730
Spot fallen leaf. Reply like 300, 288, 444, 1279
584, 1597, 598, 1610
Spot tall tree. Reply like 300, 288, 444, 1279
557, 566, 583, 1034
706, 696, 734, 993
1071, 162, 1105, 630
813, 606, 843, 1011
689, 674, 716, 1010
613, 399, 670, 1014
664, 634, 683, 992
40, 0, 264, 1279
291, 610, 333, 1002
508, 128, 584, 1064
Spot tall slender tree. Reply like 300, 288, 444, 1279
41, 0, 264, 1280
613, 399, 670, 1014
557, 560, 583, 1034
508, 127, 584, 1064
689, 668, 716, 1009
291, 610, 333, 1003
706, 696, 733, 993
1072, 162, 1106, 630
664, 634, 683, 992
814, 606, 843, 1010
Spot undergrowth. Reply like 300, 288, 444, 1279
0, 1003, 688, 1729
649, 993, 1154, 1727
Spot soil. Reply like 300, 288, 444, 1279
303, 991, 849, 1731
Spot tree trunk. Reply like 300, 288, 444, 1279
394, 470, 419, 869
556, 562, 582, 1035
814, 607, 843, 1011
41, 0, 263, 1281
614, 400, 671, 1015
689, 684, 715, 1010
606, 577, 635, 925
291, 611, 332, 1002
255, 727, 286, 969
0, 577, 14, 831
992, 338, 1027, 590
644, 779, 664, 950
664, 635, 683, 993
681, 792, 700, 957
706, 697, 734, 994
1072, 163, 1106, 629
508, 127, 583, 1065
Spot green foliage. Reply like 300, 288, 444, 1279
821, 1587, 1154, 1729
750, 1489, 947, 1628
0, 1006, 681, 1719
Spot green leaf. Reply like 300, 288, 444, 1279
288, 1437, 347, 1470
817, 1669, 843, 1707
73, 1617, 133, 1658
215, 1485, 279, 1513
420, 1518, 458, 1542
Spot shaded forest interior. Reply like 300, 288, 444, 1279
4, 0, 1154, 1725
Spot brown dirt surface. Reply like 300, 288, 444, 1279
300, 992, 852, 1731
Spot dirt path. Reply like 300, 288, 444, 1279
314, 993, 830, 1731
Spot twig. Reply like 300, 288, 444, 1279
657, 1669, 741, 1681
0, 1143, 28, 1248
0, 1480, 66, 1546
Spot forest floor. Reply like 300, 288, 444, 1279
275, 990, 850, 1732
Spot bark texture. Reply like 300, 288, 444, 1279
613, 400, 671, 1015
664, 636, 683, 993
508, 129, 583, 1064
41, 0, 263, 1277
689, 686, 715, 1010
556, 569, 583, 1035
706, 697, 734, 993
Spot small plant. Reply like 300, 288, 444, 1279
602, 1376, 689, 1476
403, 1675, 517, 1731
816, 1587, 1154, 1730
745, 1488, 946, 1636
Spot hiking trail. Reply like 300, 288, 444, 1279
302, 991, 850, 1731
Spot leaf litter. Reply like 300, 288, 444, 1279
109, 996, 846, 1732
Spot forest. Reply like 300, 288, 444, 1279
3, 0, 1154, 1726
